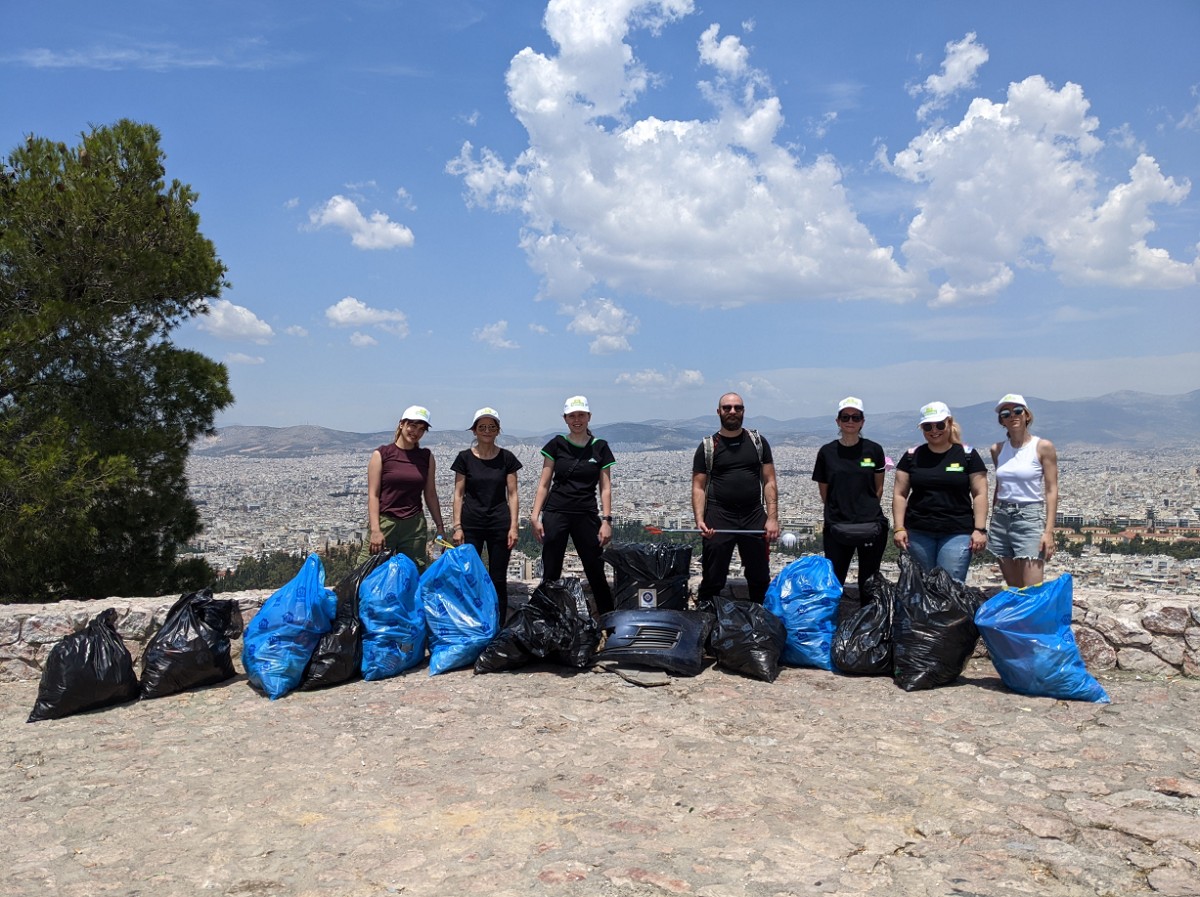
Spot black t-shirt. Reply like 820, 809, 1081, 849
896, 443, 986, 534
451, 448, 523, 530
812, 438, 886, 527
691, 431, 774, 515
540, 435, 616, 515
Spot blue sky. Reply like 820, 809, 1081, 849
4, 0, 1198, 434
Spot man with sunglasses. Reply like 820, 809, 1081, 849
691, 393, 781, 607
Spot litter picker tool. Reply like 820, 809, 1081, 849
644, 525, 765, 536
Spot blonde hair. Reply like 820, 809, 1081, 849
948, 417, 963, 446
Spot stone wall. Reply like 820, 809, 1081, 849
0, 585, 1196, 683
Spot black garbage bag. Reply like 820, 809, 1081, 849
892, 552, 987, 691
299, 550, 392, 690
140, 589, 244, 698
831, 573, 895, 676
603, 542, 692, 610
28, 608, 140, 722
710, 597, 787, 682
475, 578, 600, 673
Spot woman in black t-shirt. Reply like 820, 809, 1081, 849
450, 407, 523, 624
529, 395, 616, 614
892, 401, 989, 582
812, 397, 888, 587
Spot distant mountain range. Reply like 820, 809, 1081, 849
193, 389, 1200, 458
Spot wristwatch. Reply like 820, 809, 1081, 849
601, 515, 613, 523
974, 527, 988, 535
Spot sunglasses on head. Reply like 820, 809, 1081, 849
838, 413, 863, 423
998, 406, 1026, 420
921, 421, 947, 432
721, 404, 744, 412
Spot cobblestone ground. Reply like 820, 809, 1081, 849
3, 660, 1199, 897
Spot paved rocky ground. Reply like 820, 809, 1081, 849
3, 659, 1199, 897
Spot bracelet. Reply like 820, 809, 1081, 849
893, 527, 906, 534
451, 523, 462, 532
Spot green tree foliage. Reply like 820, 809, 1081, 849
0, 121, 232, 602
211, 543, 377, 593
1096, 534, 1200, 561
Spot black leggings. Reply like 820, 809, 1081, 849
462, 527, 512, 625
822, 527, 888, 588
540, 510, 614, 615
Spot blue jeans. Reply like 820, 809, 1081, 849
906, 529, 972, 582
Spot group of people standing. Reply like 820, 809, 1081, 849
359, 389, 1060, 625
816, 393, 1058, 590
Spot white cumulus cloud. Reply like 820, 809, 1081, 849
564, 298, 639, 354
309, 195, 414, 250
447, 0, 917, 325
325, 296, 409, 336
449, 3, 1196, 325
472, 320, 519, 349
910, 32, 988, 121
225, 352, 265, 365
891, 73, 1195, 304
349, 332, 378, 348
616, 367, 704, 390
198, 299, 274, 343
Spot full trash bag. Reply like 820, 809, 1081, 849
474, 578, 599, 673
28, 608, 140, 722
763, 555, 842, 670
892, 552, 986, 691
831, 573, 895, 676
140, 589, 244, 698
421, 544, 499, 675
710, 597, 787, 682
975, 575, 1109, 703
359, 552, 426, 680
299, 550, 392, 690
604, 542, 692, 610
242, 553, 336, 699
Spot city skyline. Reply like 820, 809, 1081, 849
5, 0, 1199, 433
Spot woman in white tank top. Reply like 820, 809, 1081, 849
988, 394, 1059, 587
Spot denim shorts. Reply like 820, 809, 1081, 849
988, 501, 1046, 559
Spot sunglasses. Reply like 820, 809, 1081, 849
921, 421, 947, 432
998, 406, 1026, 420
838, 413, 864, 423
475, 424, 499, 433
720, 404, 744, 412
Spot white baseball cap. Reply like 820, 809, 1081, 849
563, 395, 590, 414
400, 405, 432, 428
918, 401, 951, 424
994, 393, 1028, 412
470, 407, 501, 428
838, 396, 864, 414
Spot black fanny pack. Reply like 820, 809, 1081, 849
829, 521, 884, 545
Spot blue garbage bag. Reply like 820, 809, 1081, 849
975, 575, 1109, 703
764, 555, 842, 670
360, 553, 426, 680
242, 554, 336, 699
420, 544, 499, 675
